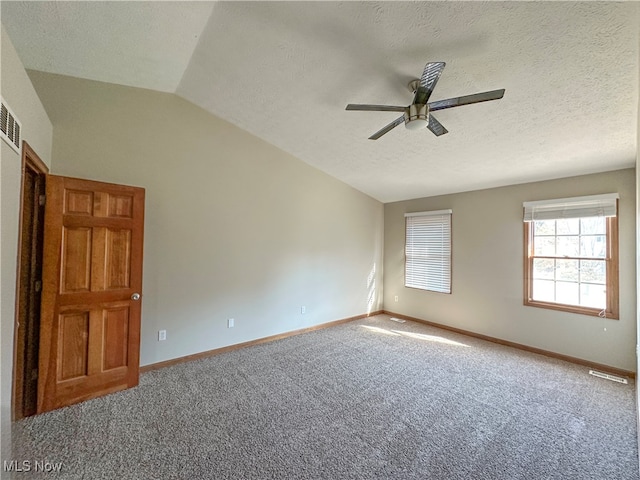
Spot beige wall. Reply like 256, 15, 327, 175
27, 71, 384, 367
0, 26, 53, 474
636, 26, 640, 451
384, 169, 636, 371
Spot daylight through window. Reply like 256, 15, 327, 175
523, 194, 619, 319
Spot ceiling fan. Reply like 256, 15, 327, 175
346, 62, 505, 139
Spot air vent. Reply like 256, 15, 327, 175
1, 97, 22, 154
588, 370, 628, 384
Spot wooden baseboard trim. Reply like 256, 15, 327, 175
140, 310, 383, 374
382, 310, 635, 379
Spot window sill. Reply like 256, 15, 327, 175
524, 299, 619, 320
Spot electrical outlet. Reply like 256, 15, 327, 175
158, 330, 166, 341
394, 295, 399, 302
228, 318, 234, 328
301, 306, 306, 314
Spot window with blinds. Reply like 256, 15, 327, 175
523, 193, 619, 319
405, 210, 452, 294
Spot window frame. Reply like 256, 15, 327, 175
523, 212, 619, 319
404, 210, 452, 294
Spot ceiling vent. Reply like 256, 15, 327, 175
1, 96, 22, 154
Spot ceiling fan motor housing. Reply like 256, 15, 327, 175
404, 104, 429, 130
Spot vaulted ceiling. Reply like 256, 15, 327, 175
3, 1, 638, 202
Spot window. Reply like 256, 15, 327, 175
523, 194, 619, 319
405, 210, 452, 293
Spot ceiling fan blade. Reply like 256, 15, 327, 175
369, 116, 405, 140
413, 62, 446, 104
428, 89, 505, 112
427, 115, 448, 137
346, 104, 406, 112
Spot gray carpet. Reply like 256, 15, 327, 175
11, 314, 639, 479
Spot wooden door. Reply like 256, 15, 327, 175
37, 176, 145, 413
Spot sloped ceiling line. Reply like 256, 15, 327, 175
3, 1, 638, 202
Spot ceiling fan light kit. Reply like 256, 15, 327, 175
404, 104, 429, 131
346, 62, 505, 139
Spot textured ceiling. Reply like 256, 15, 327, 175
1, 1, 214, 92
2, 1, 639, 203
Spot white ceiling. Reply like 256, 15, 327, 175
2, 1, 639, 203
2, 1, 215, 92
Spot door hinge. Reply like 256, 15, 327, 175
38, 194, 45, 206
34, 280, 42, 292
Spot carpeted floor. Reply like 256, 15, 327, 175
10, 314, 639, 479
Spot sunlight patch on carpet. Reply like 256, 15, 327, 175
360, 324, 469, 347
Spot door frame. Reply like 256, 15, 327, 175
12, 141, 48, 420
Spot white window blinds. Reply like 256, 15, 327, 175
405, 210, 452, 293
523, 193, 619, 222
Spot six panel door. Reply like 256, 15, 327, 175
38, 175, 145, 413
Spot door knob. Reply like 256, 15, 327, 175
131, 293, 141, 301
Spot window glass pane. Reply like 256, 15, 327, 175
533, 259, 554, 280
557, 236, 579, 257
534, 236, 555, 256
556, 259, 578, 281
556, 281, 579, 305
556, 218, 579, 235
532, 279, 555, 302
534, 220, 555, 236
580, 236, 606, 258
580, 217, 605, 235
580, 283, 606, 309
579, 260, 605, 284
